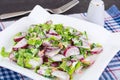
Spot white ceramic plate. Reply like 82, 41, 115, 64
0, 5, 120, 80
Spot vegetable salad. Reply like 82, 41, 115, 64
0, 20, 103, 80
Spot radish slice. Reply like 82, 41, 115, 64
42, 41, 52, 47
52, 70, 70, 80
91, 47, 103, 54
29, 58, 43, 68
82, 55, 98, 65
45, 49, 60, 57
46, 34, 62, 40
46, 29, 62, 40
71, 55, 84, 61
80, 40, 90, 49
37, 66, 48, 75
76, 55, 84, 61
37, 69, 46, 75
48, 29, 57, 34
14, 32, 26, 42
45, 47, 59, 52
64, 46, 80, 57
13, 38, 28, 51
51, 54, 65, 61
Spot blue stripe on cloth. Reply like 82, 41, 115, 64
113, 16, 120, 25
105, 5, 120, 32
106, 17, 120, 22
104, 6, 120, 33
105, 67, 116, 80
0, 67, 22, 80
107, 5, 120, 17
99, 5, 120, 80
0, 67, 32, 80
99, 51, 120, 80
104, 22, 114, 32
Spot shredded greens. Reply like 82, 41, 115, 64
0, 20, 103, 80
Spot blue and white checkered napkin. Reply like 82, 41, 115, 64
0, 5, 120, 80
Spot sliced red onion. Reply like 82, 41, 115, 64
43, 56, 48, 62
13, 38, 28, 51
45, 49, 60, 58
51, 70, 70, 80
64, 46, 80, 57
51, 54, 65, 61
91, 47, 103, 54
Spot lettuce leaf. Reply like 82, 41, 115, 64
0, 47, 10, 57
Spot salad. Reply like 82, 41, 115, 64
0, 20, 103, 80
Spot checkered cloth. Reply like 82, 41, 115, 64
0, 5, 120, 80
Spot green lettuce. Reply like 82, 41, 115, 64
0, 47, 10, 57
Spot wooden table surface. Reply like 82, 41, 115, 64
0, 0, 120, 15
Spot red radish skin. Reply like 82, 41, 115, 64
14, 32, 26, 42
46, 29, 62, 40
14, 36, 25, 42
43, 56, 48, 62
13, 38, 28, 51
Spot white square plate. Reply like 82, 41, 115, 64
0, 5, 120, 80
